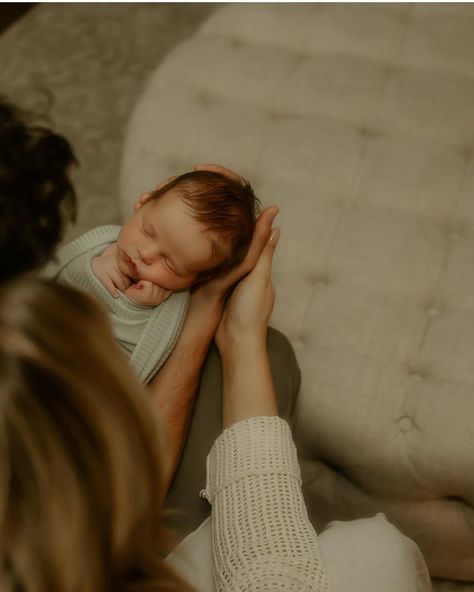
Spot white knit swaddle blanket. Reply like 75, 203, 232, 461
44, 225, 189, 384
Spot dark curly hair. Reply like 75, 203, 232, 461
0, 97, 77, 282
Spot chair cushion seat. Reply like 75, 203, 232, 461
119, 4, 474, 581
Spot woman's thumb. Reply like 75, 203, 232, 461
255, 226, 280, 275
268, 226, 280, 246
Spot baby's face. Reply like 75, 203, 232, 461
116, 189, 220, 290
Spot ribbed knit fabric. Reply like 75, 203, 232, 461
43, 225, 189, 384
202, 416, 332, 591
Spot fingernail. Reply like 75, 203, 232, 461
269, 227, 280, 243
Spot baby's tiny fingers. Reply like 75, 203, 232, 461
139, 280, 155, 294
103, 276, 119, 298
155, 288, 172, 302
109, 273, 128, 292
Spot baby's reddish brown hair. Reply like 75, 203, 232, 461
151, 170, 261, 278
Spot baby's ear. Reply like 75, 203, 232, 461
133, 191, 152, 212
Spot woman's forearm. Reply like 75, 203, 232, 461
220, 335, 278, 429
148, 293, 223, 490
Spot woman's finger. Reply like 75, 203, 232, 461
241, 206, 279, 271
253, 226, 280, 278
134, 174, 178, 211
133, 191, 151, 211
217, 206, 278, 290
154, 175, 177, 192
232, 206, 279, 280
193, 163, 243, 183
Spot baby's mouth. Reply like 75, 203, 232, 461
122, 251, 138, 276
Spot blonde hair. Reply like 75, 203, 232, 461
0, 277, 194, 592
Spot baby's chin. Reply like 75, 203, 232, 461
152, 278, 193, 291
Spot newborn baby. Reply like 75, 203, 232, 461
45, 170, 260, 383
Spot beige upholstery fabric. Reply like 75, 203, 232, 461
119, 4, 474, 582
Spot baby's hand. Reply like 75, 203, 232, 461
91, 252, 131, 297
124, 281, 172, 307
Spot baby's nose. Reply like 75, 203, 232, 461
139, 245, 159, 264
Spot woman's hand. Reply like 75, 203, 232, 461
216, 226, 280, 354
194, 159, 278, 298
193, 205, 279, 300
215, 226, 281, 428
193, 162, 243, 183
186, 163, 278, 344
132, 175, 178, 211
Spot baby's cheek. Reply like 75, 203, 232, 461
117, 258, 132, 278
140, 271, 173, 290
145, 268, 165, 285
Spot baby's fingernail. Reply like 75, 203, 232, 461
113, 291, 119, 298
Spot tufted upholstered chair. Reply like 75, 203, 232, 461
119, 4, 474, 583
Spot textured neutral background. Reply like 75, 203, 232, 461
0, 3, 217, 242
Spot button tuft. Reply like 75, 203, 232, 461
196, 91, 214, 107
357, 126, 382, 140
309, 272, 330, 286
398, 416, 413, 433
293, 338, 306, 351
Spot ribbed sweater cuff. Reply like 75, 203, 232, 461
203, 416, 301, 504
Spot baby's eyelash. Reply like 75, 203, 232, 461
163, 258, 177, 275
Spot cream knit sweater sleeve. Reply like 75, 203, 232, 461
202, 416, 332, 591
